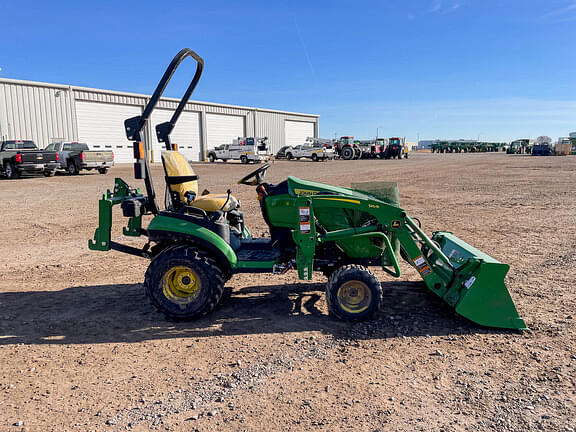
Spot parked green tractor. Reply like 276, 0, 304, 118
89, 49, 526, 330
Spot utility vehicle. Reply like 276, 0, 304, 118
207, 137, 268, 163
285, 143, 334, 161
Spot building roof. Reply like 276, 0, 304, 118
0, 77, 319, 118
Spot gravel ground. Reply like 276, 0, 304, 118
0, 152, 574, 431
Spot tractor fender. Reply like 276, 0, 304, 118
146, 214, 238, 274
147, 229, 236, 278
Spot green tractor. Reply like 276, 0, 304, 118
430, 141, 448, 153
89, 49, 526, 330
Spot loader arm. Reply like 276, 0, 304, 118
293, 193, 526, 330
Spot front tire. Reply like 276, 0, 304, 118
240, 156, 248, 164
208, 153, 215, 163
325, 265, 382, 321
145, 246, 225, 321
311, 153, 318, 162
98, 168, 109, 174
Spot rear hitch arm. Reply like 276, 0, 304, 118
88, 178, 144, 251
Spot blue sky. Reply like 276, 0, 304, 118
1, 0, 575, 142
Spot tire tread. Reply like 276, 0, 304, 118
144, 245, 225, 321
325, 264, 382, 321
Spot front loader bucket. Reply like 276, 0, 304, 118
430, 232, 527, 330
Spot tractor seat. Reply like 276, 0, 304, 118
162, 151, 238, 212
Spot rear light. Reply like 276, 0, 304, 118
80, 152, 85, 161
15, 153, 22, 163
133, 142, 145, 160
111, 151, 114, 160
56, 153, 60, 161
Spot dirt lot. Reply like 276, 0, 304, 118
0, 153, 574, 432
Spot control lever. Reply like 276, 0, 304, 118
220, 189, 232, 211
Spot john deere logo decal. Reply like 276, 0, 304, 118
391, 220, 401, 228
294, 189, 319, 196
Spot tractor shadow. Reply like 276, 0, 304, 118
0, 281, 502, 346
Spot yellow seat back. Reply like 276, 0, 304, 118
162, 151, 198, 202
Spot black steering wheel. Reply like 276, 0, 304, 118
237, 163, 271, 186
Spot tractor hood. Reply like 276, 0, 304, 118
286, 176, 400, 207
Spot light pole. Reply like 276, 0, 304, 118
376, 126, 383, 139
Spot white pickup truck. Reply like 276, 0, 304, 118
207, 137, 269, 164
285, 144, 335, 161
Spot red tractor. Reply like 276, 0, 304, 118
333, 136, 361, 160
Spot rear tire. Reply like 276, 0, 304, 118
4, 162, 20, 179
325, 265, 382, 321
240, 156, 248, 164
144, 246, 225, 321
67, 160, 79, 175
341, 146, 354, 160
98, 168, 109, 174
286, 153, 293, 160
208, 153, 215, 163
311, 153, 318, 162
43, 170, 55, 177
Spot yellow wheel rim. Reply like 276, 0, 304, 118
162, 266, 200, 304
337, 280, 371, 314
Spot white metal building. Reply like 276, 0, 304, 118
0, 78, 319, 163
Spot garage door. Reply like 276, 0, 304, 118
206, 114, 245, 151
150, 109, 201, 162
285, 120, 315, 147
76, 101, 142, 163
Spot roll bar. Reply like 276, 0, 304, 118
124, 48, 204, 215
124, 48, 204, 145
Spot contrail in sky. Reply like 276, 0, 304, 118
293, 17, 316, 79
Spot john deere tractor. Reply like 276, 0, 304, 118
89, 49, 526, 330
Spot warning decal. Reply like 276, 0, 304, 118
464, 276, 476, 289
413, 255, 431, 276
420, 266, 432, 277
413, 256, 426, 267
299, 206, 311, 232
